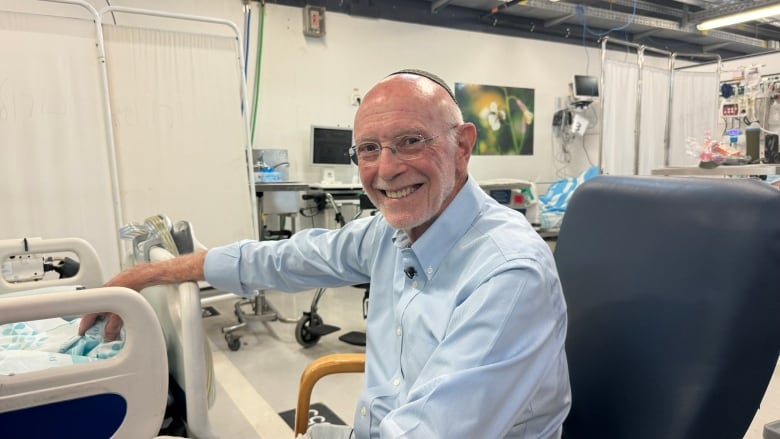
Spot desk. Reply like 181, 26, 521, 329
255, 183, 367, 237
651, 164, 780, 176
307, 186, 364, 204
255, 182, 310, 192
308, 183, 363, 191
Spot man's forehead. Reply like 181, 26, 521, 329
385, 68, 456, 103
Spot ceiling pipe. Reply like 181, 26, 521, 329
544, 13, 575, 28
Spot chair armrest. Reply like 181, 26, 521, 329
295, 353, 365, 436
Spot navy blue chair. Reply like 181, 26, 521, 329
555, 175, 780, 439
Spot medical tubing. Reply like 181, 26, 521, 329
145, 215, 180, 257
250, 2, 266, 143
243, 3, 251, 78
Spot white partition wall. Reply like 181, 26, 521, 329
601, 58, 640, 175
1, 4, 256, 279
0, 8, 120, 279
638, 66, 672, 175
102, 21, 256, 248
600, 38, 678, 176
668, 70, 720, 167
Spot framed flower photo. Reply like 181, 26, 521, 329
455, 82, 535, 156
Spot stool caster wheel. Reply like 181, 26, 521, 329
295, 313, 323, 348
226, 334, 241, 351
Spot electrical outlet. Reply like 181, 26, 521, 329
351, 93, 361, 106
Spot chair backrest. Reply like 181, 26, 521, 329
555, 175, 780, 439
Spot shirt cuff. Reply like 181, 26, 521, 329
203, 241, 256, 298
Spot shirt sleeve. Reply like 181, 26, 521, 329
203, 240, 255, 297
203, 220, 376, 298
380, 262, 570, 438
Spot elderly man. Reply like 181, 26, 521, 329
82, 69, 571, 438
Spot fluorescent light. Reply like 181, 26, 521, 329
697, 4, 780, 31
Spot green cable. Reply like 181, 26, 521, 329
250, 2, 265, 143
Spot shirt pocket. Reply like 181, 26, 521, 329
400, 327, 439, 381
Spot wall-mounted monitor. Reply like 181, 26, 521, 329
311, 126, 353, 166
573, 75, 599, 101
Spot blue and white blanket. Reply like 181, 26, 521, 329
0, 316, 124, 375
538, 166, 599, 230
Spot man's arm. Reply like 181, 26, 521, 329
78, 250, 207, 341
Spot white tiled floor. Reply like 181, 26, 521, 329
200, 288, 780, 439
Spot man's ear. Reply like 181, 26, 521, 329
456, 122, 477, 161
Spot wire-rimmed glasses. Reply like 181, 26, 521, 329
349, 125, 458, 166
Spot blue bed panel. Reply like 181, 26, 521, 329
0, 393, 127, 439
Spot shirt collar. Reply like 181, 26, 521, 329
392, 176, 485, 277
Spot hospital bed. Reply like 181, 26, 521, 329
0, 218, 218, 438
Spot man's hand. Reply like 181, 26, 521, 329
77, 250, 207, 342
78, 312, 124, 342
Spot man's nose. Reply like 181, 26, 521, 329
375, 147, 405, 178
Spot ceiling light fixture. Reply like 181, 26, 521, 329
696, 4, 780, 31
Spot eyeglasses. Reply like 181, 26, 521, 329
349, 125, 458, 166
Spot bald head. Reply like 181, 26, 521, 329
356, 71, 463, 132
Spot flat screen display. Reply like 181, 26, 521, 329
573, 75, 599, 100
311, 126, 353, 166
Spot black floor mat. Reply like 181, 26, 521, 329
278, 402, 346, 430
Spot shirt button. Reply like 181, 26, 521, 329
412, 281, 418, 288
360, 407, 367, 417
427, 266, 433, 274
393, 378, 400, 386
396, 327, 402, 336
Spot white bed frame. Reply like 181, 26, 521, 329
0, 286, 168, 438
0, 236, 217, 438
0, 237, 104, 292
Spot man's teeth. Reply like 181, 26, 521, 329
386, 186, 417, 199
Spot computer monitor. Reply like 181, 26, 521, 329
573, 75, 599, 101
311, 126, 352, 165
311, 126, 353, 183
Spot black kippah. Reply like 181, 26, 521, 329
388, 68, 457, 103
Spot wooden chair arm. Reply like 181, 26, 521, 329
294, 353, 366, 436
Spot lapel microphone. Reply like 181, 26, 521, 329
404, 267, 417, 279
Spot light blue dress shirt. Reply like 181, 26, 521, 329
205, 177, 571, 438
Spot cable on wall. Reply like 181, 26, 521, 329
249, 1, 266, 145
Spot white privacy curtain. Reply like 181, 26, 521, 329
102, 25, 255, 248
0, 10, 120, 279
638, 65, 671, 175
669, 70, 719, 166
601, 59, 639, 175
